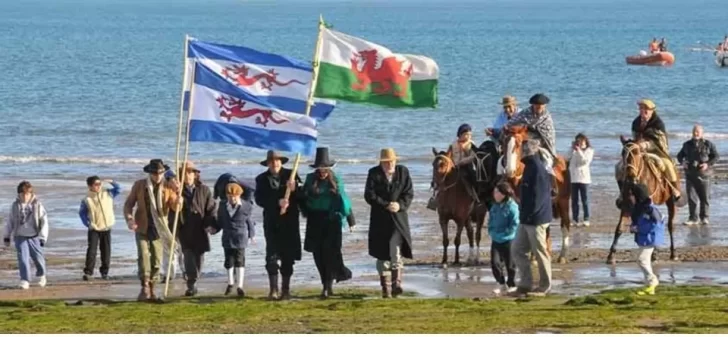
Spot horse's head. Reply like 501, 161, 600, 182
500, 126, 527, 177
620, 138, 643, 180
431, 147, 454, 181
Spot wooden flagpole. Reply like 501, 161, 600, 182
163, 59, 197, 298
281, 15, 326, 214
175, 35, 191, 173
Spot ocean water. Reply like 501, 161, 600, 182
1, 0, 728, 278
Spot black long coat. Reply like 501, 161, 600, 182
254, 168, 303, 262
364, 165, 414, 260
174, 182, 217, 254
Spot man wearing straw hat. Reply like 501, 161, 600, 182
486, 95, 519, 141
254, 150, 303, 300
123, 159, 182, 302
364, 148, 414, 298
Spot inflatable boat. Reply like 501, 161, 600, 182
716, 51, 727, 67
625, 51, 675, 66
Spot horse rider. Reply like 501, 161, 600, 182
486, 95, 519, 143
446, 124, 480, 204
620, 99, 681, 201
506, 93, 557, 175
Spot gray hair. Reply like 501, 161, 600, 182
522, 140, 540, 157
693, 124, 703, 133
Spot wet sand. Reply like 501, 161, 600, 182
2, 172, 728, 302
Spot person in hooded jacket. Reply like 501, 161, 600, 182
3, 181, 49, 290
628, 183, 665, 296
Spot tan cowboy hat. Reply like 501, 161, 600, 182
500, 95, 517, 106
182, 161, 200, 173
260, 150, 289, 166
637, 99, 656, 110
379, 148, 398, 162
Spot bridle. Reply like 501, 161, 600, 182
433, 154, 459, 192
623, 142, 645, 180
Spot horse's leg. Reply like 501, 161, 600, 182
607, 215, 627, 265
668, 199, 678, 261
440, 217, 449, 268
558, 197, 571, 264
454, 220, 465, 266
465, 216, 475, 265
474, 208, 486, 265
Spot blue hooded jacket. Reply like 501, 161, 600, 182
488, 198, 520, 243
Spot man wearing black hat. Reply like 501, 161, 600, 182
123, 159, 181, 301
254, 150, 303, 300
507, 94, 557, 170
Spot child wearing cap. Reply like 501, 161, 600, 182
207, 183, 256, 297
3, 181, 50, 290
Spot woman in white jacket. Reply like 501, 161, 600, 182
568, 133, 594, 227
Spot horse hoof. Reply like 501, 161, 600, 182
671, 256, 679, 262
606, 257, 616, 265
441, 263, 448, 269
557, 256, 567, 264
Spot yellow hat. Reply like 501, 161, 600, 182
379, 148, 398, 162
500, 95, 517, 106
226, 183, 243, 196
637, 99, 656, 110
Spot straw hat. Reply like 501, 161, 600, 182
637, 99, 656, 110
182, 161, 200, 173
379, 148, 398, 162
500, 95, 517, 106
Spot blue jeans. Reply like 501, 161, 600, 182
571, 183, 590, 221
14, 236, 46, 282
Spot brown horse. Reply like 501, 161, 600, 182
606, 139, 677, 264
431, 144, 497, 267
500, 125, 572, 264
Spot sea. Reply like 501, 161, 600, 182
1, 0, 727, 281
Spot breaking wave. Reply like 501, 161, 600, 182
0, 155, 438, 166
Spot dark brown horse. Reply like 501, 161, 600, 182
607, 139, 677, 264
431, 142, 498, 267
500, 125, 572, 263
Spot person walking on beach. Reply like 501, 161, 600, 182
486, 95, 519, 141
568, 133, 594, 227
302, 147, 354, 299
511, 141, 553, 296
168, 162, 217, 296
364, 148, 414, 299
488, 182, 519, 295
124, 159, 181, 302
628, 183, 665, 296
207, 183, 255, 297
677, 124, 719, 226
3, 181, 49, 290
254, 150, 304, 300
79, 176, 121, 281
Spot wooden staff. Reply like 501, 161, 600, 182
281, 15, 326, 215
175, 35, 191, 173
163, 59, 197, 298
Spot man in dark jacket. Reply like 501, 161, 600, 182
512, 141, 553, 296
677, 124, 719, 226
254, 150, 303, 300
364, 148, 414, 298
168, 161, 217, 297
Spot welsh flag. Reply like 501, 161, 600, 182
315, 28, 439, 108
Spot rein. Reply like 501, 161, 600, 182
433, 155, 460, 192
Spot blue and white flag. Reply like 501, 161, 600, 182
188, 62, 319, 156
183, 38, 335, 121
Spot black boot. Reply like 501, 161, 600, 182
280, 274, 292, 300
267, 274, 279, 300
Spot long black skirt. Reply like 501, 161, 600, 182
304, 210, 351, 284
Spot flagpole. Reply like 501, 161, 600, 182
281, 15, 326, 215
164, 60, 196, 298
175, 35, 191, 173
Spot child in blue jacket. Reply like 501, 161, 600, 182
628, 183, 665, 296
488, 182, 519, 295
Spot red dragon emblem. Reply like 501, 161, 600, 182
215, 96, 289, 127
350, 49, 413, 97
221, 65, 307, 91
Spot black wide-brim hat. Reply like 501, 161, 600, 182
310, 147, 337, 169
259, 150, 290, 167
143, 159, 170, 173
529, 93, 550, 105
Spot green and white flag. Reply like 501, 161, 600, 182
314, 28, 439, 108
